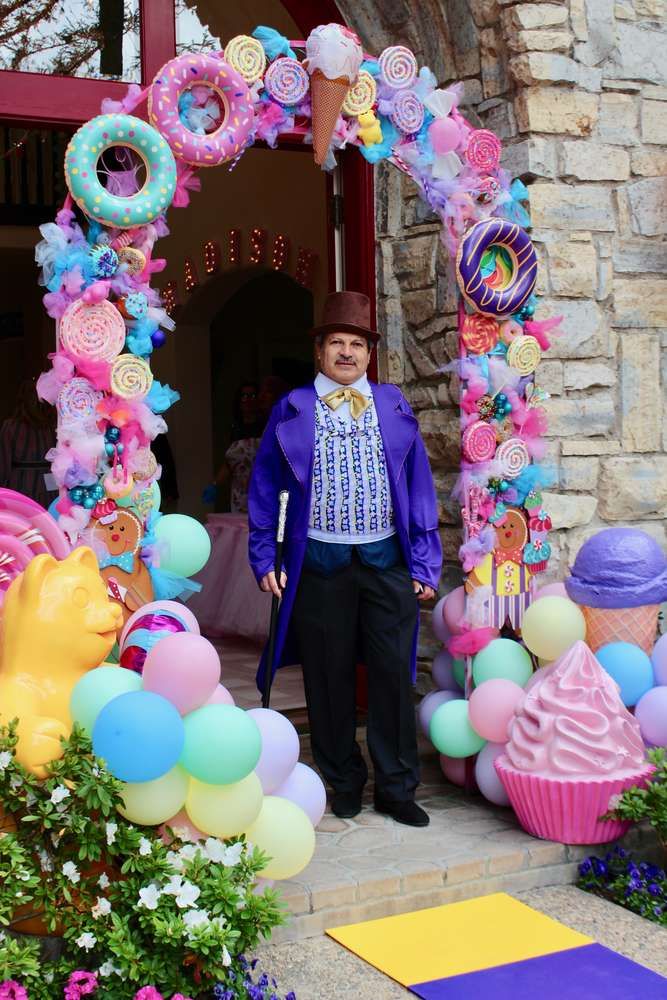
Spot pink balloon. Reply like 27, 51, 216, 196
431, 596, 450, 643
443, 586, 466, 635
475, 743, 510, 806
439, 754, 467, 787
533, 582, 568, 601
159, 808, 205, 843
432, 648, 458, 691
206, 683, 235, 706
142, 632, 220, 715
120, 599, 200, 650
273, 762, 327, 827
429, 117, 460, 154
468, 678, 525, 743
247, 708, 301, 794
419, 689, 459, 737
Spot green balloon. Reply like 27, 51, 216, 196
429, 699, 485, 758
453, 658, 466, 689
155, 513, 211, 577
69, 665, 142, 735
180, 705, 261, 784
472, 638, 533, 688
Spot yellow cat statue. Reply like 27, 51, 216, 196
0, 546, 123, 775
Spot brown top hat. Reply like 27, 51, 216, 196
309, 291, 379, 344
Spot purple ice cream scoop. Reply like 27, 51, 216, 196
565, 528, 667, 609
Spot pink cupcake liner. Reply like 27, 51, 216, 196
494, 756, 654, 845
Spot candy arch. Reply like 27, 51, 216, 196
36, 25, 557, 679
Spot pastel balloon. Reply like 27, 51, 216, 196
533, 582, 567, 600
70, 664, 142, 735
430, 699, 486, 759
431, 596, 450, 643
635, 686, 667, 747
651, 633, 667, 686
453, 658, 466, 690
159, 807, 205, 843
247, 708, 301, 794
468, 678, 524, 743
93, 691, 184, 782
186, 773, 263, 838
244, 796, 316, 880
475, 742, 510, 806
142, 632, 220, 715
273, 762, 327, 827
206, 683, 235, 706
439, 754, 467, 787
432, 649, 457, 690
119, 765, 189, 825
472, 639, 533, 688
429, 116, 460, 154
419, 689, 459, 737
154, 513, 211, 578
180, 705, 261, 784
443, 587, 466, 635
521, 596, 586, 661
596, 642, 654, 708
120, 599, 200, 650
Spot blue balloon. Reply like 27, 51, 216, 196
595, 642, 654, 707
92, 691, 184, 782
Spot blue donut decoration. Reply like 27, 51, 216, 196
456, 218, 537, 319
65, 114, 177, 229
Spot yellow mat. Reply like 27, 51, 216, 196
326, 893, 592, 987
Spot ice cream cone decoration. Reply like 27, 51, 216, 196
304, 23, 364, 167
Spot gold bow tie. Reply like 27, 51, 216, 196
321, 387, 370, 421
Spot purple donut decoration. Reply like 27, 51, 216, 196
455, 218, 538, 319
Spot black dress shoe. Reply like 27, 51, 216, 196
374, 797, 429, 827
331, 791, 362, 818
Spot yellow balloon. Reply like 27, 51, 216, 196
119, 765, 189, 826
186, 772, 263, 838
521, 596, 586, 661
244, 796, 315, 881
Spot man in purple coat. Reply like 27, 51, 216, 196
248, 291, 442, 827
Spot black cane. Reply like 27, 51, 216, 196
262, 490, 290, 709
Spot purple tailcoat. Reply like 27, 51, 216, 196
248, 382, 442, 690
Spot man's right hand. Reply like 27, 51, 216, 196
260, 571, 287, 598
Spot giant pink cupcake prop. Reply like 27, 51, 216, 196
495, 640, 653, 844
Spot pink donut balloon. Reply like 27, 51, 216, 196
149, 53, 254, 166
456, 218, 537, 319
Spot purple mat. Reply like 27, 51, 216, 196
409, 944, 667, 999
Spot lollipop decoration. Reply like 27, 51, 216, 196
496, 438, 530, 480
264, 57, 310, 106
462, 421, 498, 464
59, 298, 126, 364
342, 70, 377, 116
461, 314, 499, 355
378, 45, 418, 88
465, 129, 502, 173
390, 90, 425, 135
224, 35, 266, 84
56, 378, 103, 428
110, 354, 153, 399
507, 335, 542, 375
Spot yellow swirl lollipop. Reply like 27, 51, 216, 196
342, 70, 377, 116
507, 334, 541, 376
224, 35, 266, 84
111, 354, 153, 399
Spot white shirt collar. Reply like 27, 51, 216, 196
315, 372, 371, 398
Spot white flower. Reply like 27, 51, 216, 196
210, 914, 227, 931
105, 822, 117, 845
204, 838, 226, 863
222, 945, 232, 967
98, 872, 110, 889
98, 960, 122, 978
138, 837, 152, 857
166, 850, 185, 873
26, 791, 37, 807
182, 908, 210, 938
0, 750, 12, 771
222, 842, 244, 867
172, 823, 196, 842
0, 930, 5, 943
162, 874, 201, 909
62, 861, 80, 884
179, 843, 204, 864
607, 793, 622, 812
138, 883, 162, 911
44, 972, 54, 984
76, 932, 97, 951
91, 897, 112, 919
50, 785, 70, 805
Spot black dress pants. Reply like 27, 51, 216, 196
291, 553, 420, 803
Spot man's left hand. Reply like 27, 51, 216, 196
413, 581, 436, 602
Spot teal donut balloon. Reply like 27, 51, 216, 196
65, 113, 177, 228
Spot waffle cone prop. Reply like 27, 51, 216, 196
305, 23, 363, 167
582, 604, 659, 655
311, 70, 350, 165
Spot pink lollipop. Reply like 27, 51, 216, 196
465, 129, 502, 172
496, 438, 530, 480
0, 489, 70, 560
462, 420, 497, 463
390, 89, 424, 134
59, 298, 126, 364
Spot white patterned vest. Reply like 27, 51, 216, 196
308, 396, 395, 544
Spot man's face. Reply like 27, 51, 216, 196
318, 331, 371, 385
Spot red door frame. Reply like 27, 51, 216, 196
0, 0, 376, 354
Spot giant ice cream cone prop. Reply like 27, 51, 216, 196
304, 23, 363, 167
565, 528, 667, 655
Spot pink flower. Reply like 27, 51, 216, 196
64, 971, 98, 998
133, 989, 164, 1000
0, 982, 29, 1000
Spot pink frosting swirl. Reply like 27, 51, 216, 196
505, 641, 646, 778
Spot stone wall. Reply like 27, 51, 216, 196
338, 0, 667, 612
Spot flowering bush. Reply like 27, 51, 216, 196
577, 846, 667, 927
0, 724, 293, 999
602, 747, 667, 846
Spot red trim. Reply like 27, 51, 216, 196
141, 0, 176, 82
